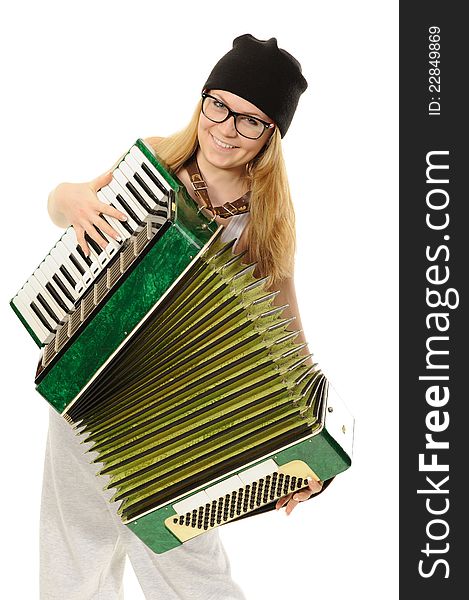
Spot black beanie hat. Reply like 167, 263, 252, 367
203, 34, 308, 137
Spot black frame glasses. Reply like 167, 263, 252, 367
201, 93, 275, 140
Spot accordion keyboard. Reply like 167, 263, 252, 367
11, 142, 174, 347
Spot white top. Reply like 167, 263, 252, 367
219, 212, 250, 253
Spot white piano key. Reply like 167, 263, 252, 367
40, 258, 74, 311
30, 287, 62, 328
172, 490, 212, 516
100, 184, 140, 233
63, 228, 99, 281
44, 254, 79, 306
130, 145, 173, 194
52, 241, 86, 295
124, 154, 167, 202
238, 459, 279, 486
30, 271, 67, 323
120, 158, 164, 213
109, 174, 148, 222
13, 293, 52, 343
70, 234, 102, 278
61, 227, 102, 278
92, 225, 121, 258
116, 163, 154, 214
48, 247, 84, 301
61, 230, 95, 287
102, 236, 121, 259
97, 190, 132, 241
22, 281, 57, 331
84, 233, 111, 269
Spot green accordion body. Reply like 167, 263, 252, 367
11, 142, 353, 554
64, 230, 352, 553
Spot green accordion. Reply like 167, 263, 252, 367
11, 141, 354, 554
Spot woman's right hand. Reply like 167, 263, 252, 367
48, 171, 128, 256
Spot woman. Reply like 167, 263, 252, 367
44, 34, 324, 600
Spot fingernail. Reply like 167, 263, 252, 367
294, 495, 299, 501
120, 215, 127, 221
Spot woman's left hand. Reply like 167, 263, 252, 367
275, 478, 323, 516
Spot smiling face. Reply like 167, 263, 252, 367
197, 89, 274, 174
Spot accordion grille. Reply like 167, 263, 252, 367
173, 472, 307, 531
65, 235, 328, 522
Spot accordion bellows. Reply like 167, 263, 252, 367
66, 233, 327, 524
10, 141, 353, 554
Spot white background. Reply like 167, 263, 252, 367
0, 1, 398, 598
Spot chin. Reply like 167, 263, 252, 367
203, 146, 242, 170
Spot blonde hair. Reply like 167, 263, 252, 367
146, 101, 296, 288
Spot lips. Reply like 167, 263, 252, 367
210, 133, 238, 150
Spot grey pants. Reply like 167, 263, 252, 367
40, 407, 246, 600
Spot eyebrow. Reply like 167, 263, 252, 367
212, 93, 265, 119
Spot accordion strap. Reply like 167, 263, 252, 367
185, 153, 250, 218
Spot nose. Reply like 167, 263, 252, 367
216, 115, 238, 138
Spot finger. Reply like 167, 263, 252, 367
275, 493, 293, 510
285, 497, 300, 516
307, 478, 323, 494
97, 201, 128, 222
91, 170, 113, 192
286, 481, 324, 508
86, 224, 110, 250
291, 490, 314, 502
74, 226, 90, 257
93, 214, 123, 241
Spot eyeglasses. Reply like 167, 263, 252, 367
201, 93, 275, 140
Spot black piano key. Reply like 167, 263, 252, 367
36, 293, 60, 324
30, 301, 54, 332
126, 179, 152, 213
69, 253, 86, 276
109, 202, 135, 234
95, 225, 118, 246
115, 194, 143, 226
134, 172, 161, 205
76, 245, 93, 267
45, 282, 69, 313
59, 265, 77, 288
141, 162, 168, 196
84, 233, 104, 257
52, 274, 75, 305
